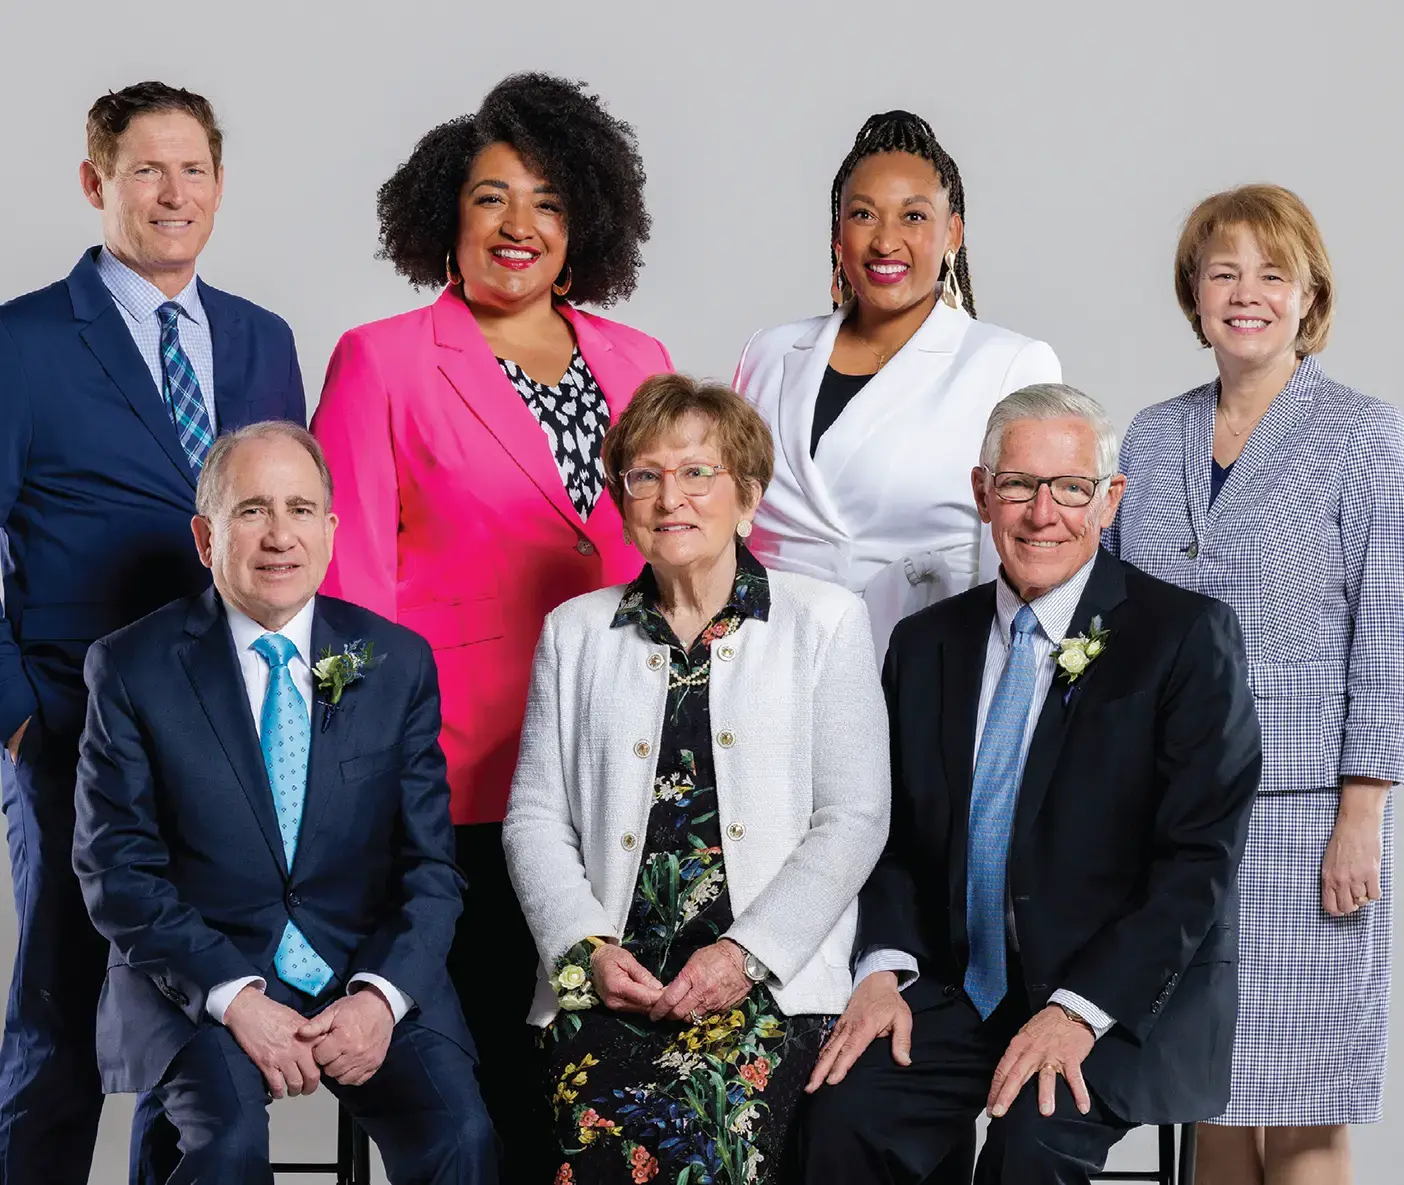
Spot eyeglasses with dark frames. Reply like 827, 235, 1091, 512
983, 467, 1108, 508
623, 463, 732, 499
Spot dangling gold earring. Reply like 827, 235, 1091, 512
445, 249, 462, 287
736, 520, 753, 540
941, 250, 963, 310
831, 255, 852, 306
622, 527, 632, 546
552, 265, 573, 298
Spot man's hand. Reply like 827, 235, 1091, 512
223, 984, 322, 1099
590, 944, 665, 1014
297, 988, 395, 1087
805, 971, 911, 1093
6, 717, 29, 763
648, 941, 752, 1023
987, 1005, 1095, 1119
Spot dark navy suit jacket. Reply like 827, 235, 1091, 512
0, 248, 305, 747
72, 590, 473, 1092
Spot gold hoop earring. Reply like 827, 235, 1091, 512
736, 520, 753, 540
445, 250, 462, 287
552, 265, 573, 298
941, 250, 963, 311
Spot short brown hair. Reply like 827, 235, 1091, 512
602, 375, 774, 511
87, 81, 223, 176
1173, 184, 1334, 355
195, 422, 333, 518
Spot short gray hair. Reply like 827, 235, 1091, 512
194, 421, 334, 518
979, 383, 1119, 481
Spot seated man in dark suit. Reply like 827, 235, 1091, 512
72, 422, 497, 1185
800, 384, 1262, 1184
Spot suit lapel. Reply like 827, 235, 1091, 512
431, 288, 587, 536
199, 281, 251, 433
178, 589, 288, 876
775, 309, 848, 535
68, 250, 197, 491
1181, 384, 1215, 547
298, 599, 358, 856
1013, 551, 1128, 841
941, 585, 995, 919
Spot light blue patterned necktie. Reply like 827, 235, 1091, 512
964, 604, 1041, 1019
251, 632, 334, 997
157, 301, 215, 472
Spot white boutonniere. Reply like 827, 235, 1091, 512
1055, 615, 1110, 686
312, 640, 382, 730
549, 954, 599, 1013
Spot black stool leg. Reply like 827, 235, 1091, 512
1157, 1124, 1174, 1185
352, 1116, 371, 1185
1177, 1123, 1198, 1185
337, 1105, 354, 1185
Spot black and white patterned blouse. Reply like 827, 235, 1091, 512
499, 348, 610, 522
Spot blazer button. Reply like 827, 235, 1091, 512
717, 644, 737, 661
576, 538, 596, 556
633, 740, 652, 759
726, 821, 746, 841
621, 831, 638, 851
717, 730, 736, 748
647, 652, 665, 672
286, 891, 302, 909
1185, 541, 1199, 559
942, 984, 958, 998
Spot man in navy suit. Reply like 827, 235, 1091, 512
0, 82, 305, 1182
73, 422, 497, 1184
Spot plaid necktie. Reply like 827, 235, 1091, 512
252, 632, 334, 997
157, 301, 214, 471
964, 604, 1041, 1019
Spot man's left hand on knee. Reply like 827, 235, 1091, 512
299, 988, 395, 1086
987, 1005, 1095, 1119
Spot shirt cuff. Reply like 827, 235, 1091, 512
348, 973, 412, 1024
206, 975, 266, 1024
853, 948, 920, 991
1050, 989, 1115, 1039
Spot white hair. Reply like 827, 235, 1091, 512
978, 383, 1120, 484
194, 420, 334, 518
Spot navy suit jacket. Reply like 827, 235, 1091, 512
72, 590, 472, 1092
0, 248, 305, 745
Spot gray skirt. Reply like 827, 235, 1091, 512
1213, 790, 1395, 1126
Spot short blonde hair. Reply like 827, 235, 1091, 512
602, 374, 774, 511
1173, 184, 1334, 356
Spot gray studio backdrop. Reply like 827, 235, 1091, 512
1, 1, 1400, 1180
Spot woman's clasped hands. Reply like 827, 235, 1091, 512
589, 939, 753, 1023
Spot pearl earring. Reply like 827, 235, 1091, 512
736, 520, 753, 539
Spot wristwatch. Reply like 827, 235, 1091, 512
729, 941, 770, 984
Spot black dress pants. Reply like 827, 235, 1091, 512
799, 988, 1133, 1185
448, 823, 556, 1184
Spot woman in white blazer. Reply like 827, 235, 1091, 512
504, 375, 889, 1185
735, 110, 1061, 658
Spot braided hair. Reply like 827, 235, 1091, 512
830, 110, 976, 318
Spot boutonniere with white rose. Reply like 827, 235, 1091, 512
1055, 615, 1110, 689
550, 942, 601, 1014
312, 640, 382, 731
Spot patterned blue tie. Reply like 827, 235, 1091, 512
964, 604, 1041, 1019
251, 633, 334, 997
157, 302, 215, 472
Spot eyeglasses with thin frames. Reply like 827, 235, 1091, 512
623, 463, 732, 499
983, 467, 1108, 508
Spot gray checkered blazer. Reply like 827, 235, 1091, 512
1106, 357, 1404, 793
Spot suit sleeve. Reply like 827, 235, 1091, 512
0, 319, 39, 743
854, 624, 931, 961
348, 638, 464, 1000
1338, 400, 1404, 782
1102, 410, 1146, 560
724, 601, 891, 984
72, 639, 261, 1025
310, 330, 399, 620
1058, 601, 1262, 1041
502, 615, 618, 966
281, 321, 308, 427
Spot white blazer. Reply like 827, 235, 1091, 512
503, 569, 890, 1026
734, 302, 1060, 658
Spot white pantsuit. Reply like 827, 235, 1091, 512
733, 301, 1060, 658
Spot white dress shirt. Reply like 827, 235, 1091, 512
95, 247, 218, 430
856, 554, 1115, 1038
205, 595, 411, 1025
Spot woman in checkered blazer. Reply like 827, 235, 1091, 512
1106, 185, 1404, 1185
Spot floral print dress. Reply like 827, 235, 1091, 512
543, 549, 833, 1185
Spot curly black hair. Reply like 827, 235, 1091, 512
375, 72, 650, 306
830, 110, 976, 318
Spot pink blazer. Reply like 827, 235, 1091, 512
311, 289, 672, 824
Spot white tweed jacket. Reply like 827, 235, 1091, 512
503, 568, 890, 1026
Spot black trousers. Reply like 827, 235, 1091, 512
448, 823, 556, 1184
799, 988, 1133, 1185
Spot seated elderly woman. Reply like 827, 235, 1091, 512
503, 373, 891, 1185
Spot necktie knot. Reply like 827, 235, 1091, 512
1011, 604, 1039, 641
157, 301, 182, 330
252, 632, 298, 670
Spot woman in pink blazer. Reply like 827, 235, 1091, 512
311, 73, 669, 1180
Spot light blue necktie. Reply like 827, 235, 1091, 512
964, 604, 1041, 1019
157, 302, 215, 472
252, 633, 334, 997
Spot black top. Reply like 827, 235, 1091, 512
1209, 458, 1234, 507
810, 366, 873, 456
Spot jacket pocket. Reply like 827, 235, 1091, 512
340, 744, 402, 783
400, 599, 505, 651
1187, 923, 1237, 966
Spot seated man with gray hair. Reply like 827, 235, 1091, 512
71, 421, 497, 1184
798, 385, 1263, 1184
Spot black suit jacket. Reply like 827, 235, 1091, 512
862, 549, 1262, 1123
72, 590, 472, 1092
